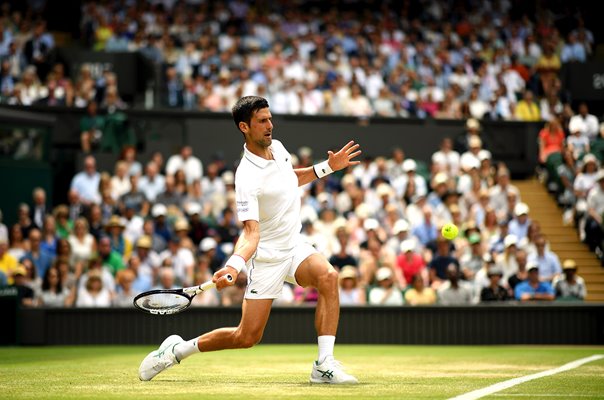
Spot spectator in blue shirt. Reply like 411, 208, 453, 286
429, 235, 459, 287
527, 235, 562, 282
70, 155, 101, 205
19, 228, 53, 278
514, 263, 555, 302
412, 205, 438, 247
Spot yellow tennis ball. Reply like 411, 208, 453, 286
441, 223, 459, 240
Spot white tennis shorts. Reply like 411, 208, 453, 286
245, 242, 318, 299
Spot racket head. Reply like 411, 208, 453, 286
133, 290, 192, 315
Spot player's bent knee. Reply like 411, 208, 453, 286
234, 331, 263, 349
317, 268, 339, 291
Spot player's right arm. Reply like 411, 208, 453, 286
214, 220, 260, 290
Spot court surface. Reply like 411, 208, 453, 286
1, 345, 603, 399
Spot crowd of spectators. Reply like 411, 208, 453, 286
0, 1, 596, 306
0, 1, 598, 122
0, 121, 589, 307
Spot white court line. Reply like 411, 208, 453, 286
448, 354, 604, 400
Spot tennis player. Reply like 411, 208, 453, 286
139, 96, 361, 384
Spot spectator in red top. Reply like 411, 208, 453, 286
395, 239, 426, 288
538, 117, 565, 164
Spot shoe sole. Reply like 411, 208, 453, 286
310, 378, 358, 384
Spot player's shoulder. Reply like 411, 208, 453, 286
270, 139, 289, 154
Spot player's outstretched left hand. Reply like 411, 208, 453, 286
327, 140, 362, 172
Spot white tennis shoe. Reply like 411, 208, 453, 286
310, 357, 358, 384
138, 334, 184, 381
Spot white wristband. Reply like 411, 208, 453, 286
226, 254, 246, 273
313, 160, 333, 179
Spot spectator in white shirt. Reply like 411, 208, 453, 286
165, 145, 203, 184
368, 267, 404, 306
110, 161, 131, 200
138, 161, 166, 202
569, 103, 599, 142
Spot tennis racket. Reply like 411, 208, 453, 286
133, 274, 233, 315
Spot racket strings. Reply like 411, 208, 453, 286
134, 292, 190, 314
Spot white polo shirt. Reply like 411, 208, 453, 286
235, 139, 301, 262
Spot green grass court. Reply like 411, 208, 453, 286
1, 345, 603, 399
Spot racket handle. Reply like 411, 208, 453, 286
194, 274, 234, 294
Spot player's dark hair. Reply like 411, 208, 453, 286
232, 96, 269, 133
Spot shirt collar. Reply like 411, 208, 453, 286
243, 144, 272, 169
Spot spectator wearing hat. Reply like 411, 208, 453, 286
527, 235, 562, 282
437, 264, 473, 305
184, 203, 211, 247
496, 234, 520, 279
105, 215, 131, 260
396, 239, 426, 288
392, 159, 427, 200
368, 267, 403, 306
584, 169, 604, 252
460, 232, 484, 281
199, 237, 224, 273
386, 219, 412, 256
553, 259, 587, 301
132, 235, 159, 278
480, 266, 511, 302
514, 263, 555, 302
338, 266, 366, 306
150, 203, 171, 243
454, 118, 482, 154
508, 203, 531, 241
404, 273, 437, 305
173, 218, 195, 252
459, 136, 487, 175
427, 172, 449, 210
11, 264, 35, 306
567, 119, 591, 161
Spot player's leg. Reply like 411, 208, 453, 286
295, 254, 340, 336
293, 251, 358, 384
195, 298, 273, 351
139, 298, 272, 381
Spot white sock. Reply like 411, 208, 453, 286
173, 337, 200, 362
317, 335, 335, 364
